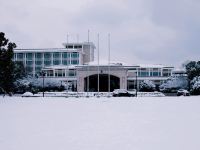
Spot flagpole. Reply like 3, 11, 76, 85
97, 33, 100, 97
108, 33, 111, 97
86, 30, 90, 98
66, 34, 69, 98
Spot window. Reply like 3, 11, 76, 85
35, 60, 42, 66
66, 45, 73, 49
26, 61, 33, 66
44, 53, 51, 59
55, 69, 65, 77
17, 53, 23, 60
71, 52, 79, 58
44, 60, 51, 66
68, 69, 76, 76
139, 72, 149, 77
53, 52, 60, 65
71, 59, 79, 65
62, 52, 69, 58
26, 53, 33, 60
74, 45, 82, 49
35, 53, 42, 60
46, 70, 53, 77
138, 68, 149, 77
62, 60, 69, 65
53, 60, 60, 65
53, 52, 60, 59
153, 72, 159, 76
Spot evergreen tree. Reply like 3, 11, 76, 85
184, 60, 200, 92
13, 61, 26, 80
185, 61, 200, 80
0, 32, 16, 94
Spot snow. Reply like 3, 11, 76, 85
160, 75, 188, 91
1, 96, 200, 150
21, 92, 33, 97
137, 64, 173, 68
191, 76, 200, 90
43, 65, 77, 69
87, 60, 126, 66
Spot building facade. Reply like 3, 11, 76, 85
13, 42, 95, 76
40, 62, 174, 92
13, 42, 174, 92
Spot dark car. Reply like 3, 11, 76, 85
177, 89, 190, 96
112, 89, 135, 97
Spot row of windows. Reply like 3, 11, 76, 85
138, 72, 163, 77
20, 58, 79, 66
25, 67, 77, 77
14, 52, 79, 61
44, 69, 76, 77
66, 45, 82, 49
128, 68, 172, 77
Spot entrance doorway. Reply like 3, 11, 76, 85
84, 74, 120, 92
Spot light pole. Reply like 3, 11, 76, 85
41, 71, 46, 97
135, 73, 138, 97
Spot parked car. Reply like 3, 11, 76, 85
113, 89, 135, 97
177, 89, 190, 96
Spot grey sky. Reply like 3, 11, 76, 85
1, 0, 200, 67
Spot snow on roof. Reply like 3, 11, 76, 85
14, 48, 82, 53
86, 60, 128, 66
137, 64, 174, 68
43, 65, 77, 70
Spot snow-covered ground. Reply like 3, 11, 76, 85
0, 96, 200, 150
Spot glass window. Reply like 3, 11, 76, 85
53, 60, 60, 65
68, 70, 76, 76
35, 60, 42, 66
71, 59, 79, 65
17, 53, 24, 60
66, 45, 73, 49
74, 45, 82, 49
62, 60, 69, 65
53, 52, 60, 59
26, 61, 33, 66
46, 70, 53, 77
140, 72, 149, 77
35, 53, 42, 59
44, 60, 51, 66
152, 72, 161, 76
62, 52, 69, 58
26, 53, 33, 60
71, 52, 79, 58
44, 52, 51, 59
55, 69, 65, 77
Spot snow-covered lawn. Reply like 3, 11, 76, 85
0, 96, 200, 150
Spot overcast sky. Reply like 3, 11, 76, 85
1, 0, 200, 67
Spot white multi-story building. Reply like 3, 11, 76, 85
13, 41, 174, 92
13, 42, 95, 76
